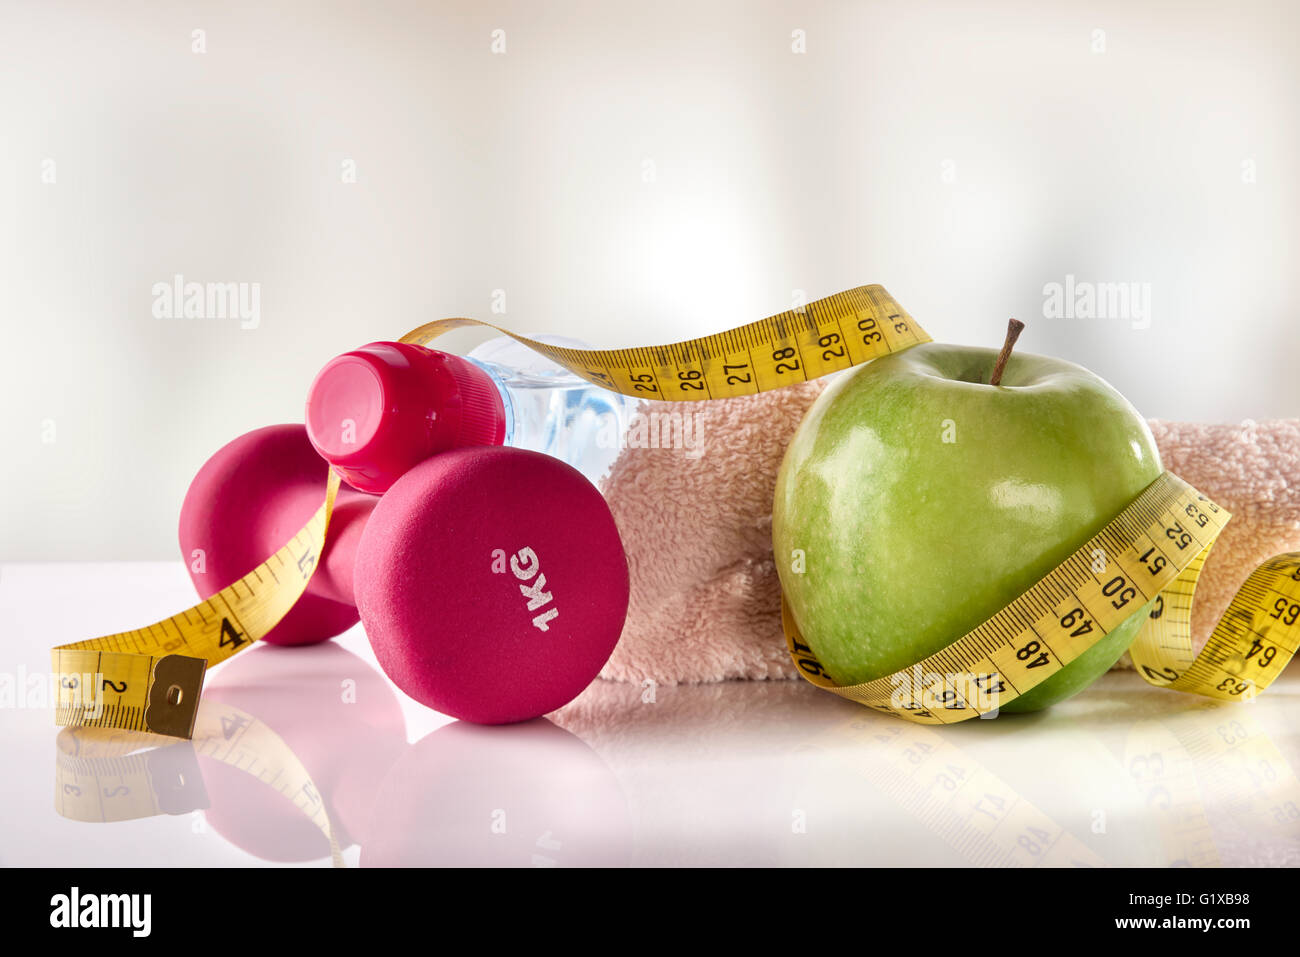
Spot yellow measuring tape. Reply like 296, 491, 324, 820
48, 282, 1300, 735
50, 479, 341, 738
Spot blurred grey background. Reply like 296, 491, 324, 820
2, 0, 1297, 560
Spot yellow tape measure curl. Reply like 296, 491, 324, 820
51, 285, 927, 737
397, 284, 928, 399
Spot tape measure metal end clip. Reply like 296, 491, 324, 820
143, 655, 207, 739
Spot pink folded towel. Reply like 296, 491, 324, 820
597, 381, 1300, 686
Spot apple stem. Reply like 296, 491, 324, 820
989, 318, 1025, 386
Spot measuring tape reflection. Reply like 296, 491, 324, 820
1126, 704, 1300, 866
56, 702, 345, 867
799, 714, 1109, 866
794, 692, 1300, 866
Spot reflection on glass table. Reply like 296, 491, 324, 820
53, 653, 1300, 867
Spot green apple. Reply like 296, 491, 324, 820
772, 336, 1162, 713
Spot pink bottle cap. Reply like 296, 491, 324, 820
305, 341, 506, 493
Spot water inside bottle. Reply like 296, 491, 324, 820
466, 334, 634, 487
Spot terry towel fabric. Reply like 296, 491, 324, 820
597, 380, 1300, 686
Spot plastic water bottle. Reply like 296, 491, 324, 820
463, 334, 634, 483
305, 334, 633, 494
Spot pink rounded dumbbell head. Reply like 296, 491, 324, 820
355, 445, 630, 724
178, 424, 377, 646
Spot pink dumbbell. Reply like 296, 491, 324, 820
179, 424, 630, 723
